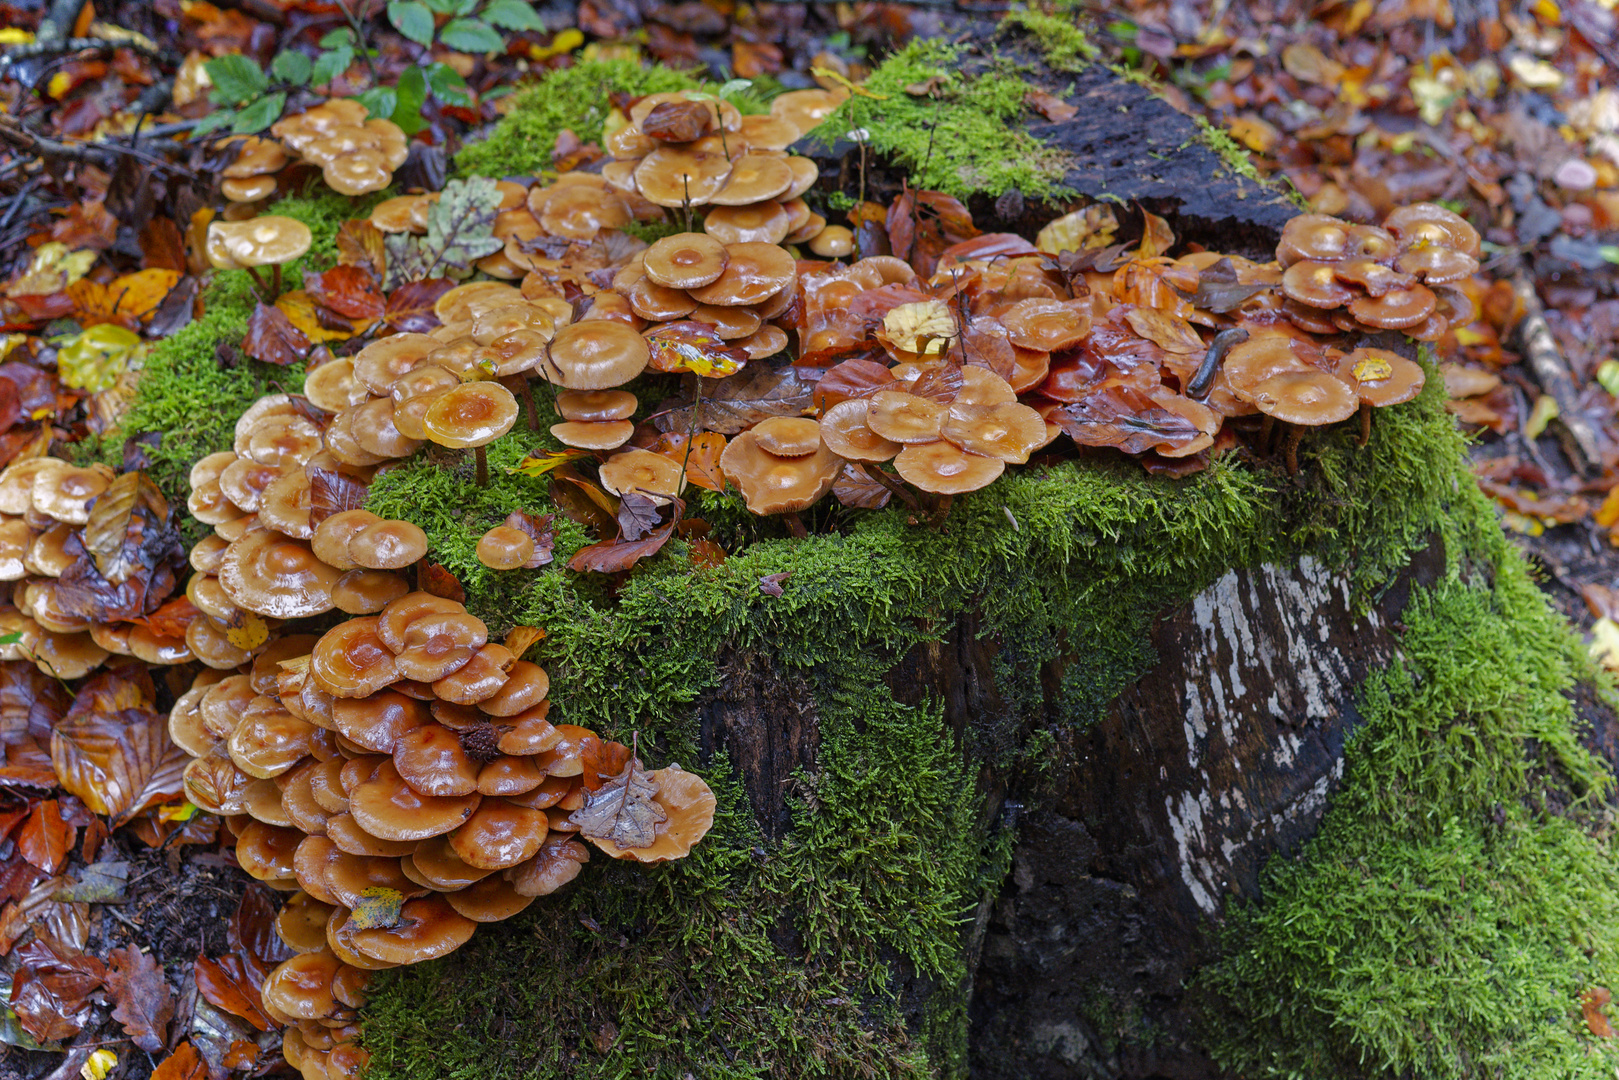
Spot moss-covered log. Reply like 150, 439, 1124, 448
96, 45, 1619, 1080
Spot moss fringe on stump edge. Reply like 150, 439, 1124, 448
91, 56, 1619, 1079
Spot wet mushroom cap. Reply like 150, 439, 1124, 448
1335, 347, 1426, 407
597, 449, 686, 503
718, 430, 843, 515
311, 617, 400, 698
709, 154, 794, 206
1348, 284, 1436, 329
893, 442, 1006, 494
1281, 261, 1357, 308
818, 400, 902, 462
476, 526, 535, 571
686, 243, 796, 307
1276, 214, 1353, 265
421, 383, 519, 449
1384, 202, 1481, 257
643, 233, 729, 289
542, 322, 652, 390
866, 391, 946, 444
555, 389, 638, 423
219, 532, 343, 619
633, 148, 733, 207
348, 519, 429, 571
751, 417, 824, 457
550, 420, 636, 450
939, 402, 1048, 464
341, 895, 476, 965
206, 216, 314, 268
703, 203, 791, 245
808, 225, 855, 258
1248, 369, 1359, 425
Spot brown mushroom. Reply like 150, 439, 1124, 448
586, 767, 716, 862
542, 321, 652, 391
311, 617, 399, 699
205, 217, 312, 298
704, 202, 791, 245
892, 441, 1005, 495
220, 532, 343, 619
597, 448, 686, 505
1348, 284, 1436, 329
1334, 346, 1426, 445
421, 383, 519, 487
718, 428, 843, 517
686, 242, 796, 307
643, 233, 729, 289
338, 895, 476, 965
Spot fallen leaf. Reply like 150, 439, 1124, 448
51, 673, 188, 825
349, 886, 404, 930
11, 938, 103, 1042
336, 219, 387, 282
105, 946, 173, 1052
503, 511, 554, 567
652, 431, 727, 492
658, 364, 814, 434
616, 491, 664, 541
81, 471, 171, 584
758, 571, 791, 597
384, 278, 456, 334
504, 624, 546, 658
510, 447, 593, 478
17, 800, 74, 873
1123, 306, 1203, 354
1585, 986, 1614, 1038
306, 465, 369, 527
6, 242, 97, 297
193, 956, 273, 1031
151, 1041, 206, 1080
275, 290, 369, 344
568, 519, 676, 574
418, 561, 466, 602
568, 755, 665, 846
241, 302, 311, 367
1025, 88, 1078, 121
139, 217, 187, 273
303, 265, 385, 321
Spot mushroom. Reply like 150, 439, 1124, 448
808, 225, 855, 259
475, 526, 534, 571
718, 423, 843, 521
1333, 346, 1426, 445
541, 321, 651, 391
643, 233, 729, 289
219, 532, 343, 619
421, 383, 519, 487
205, 216, 312, 298
335, 895, 477, 965
598, 449, 686, 505
586, 767, 716, 862
687, 243, 796, 307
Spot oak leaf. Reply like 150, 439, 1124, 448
241, 301, 311, 367
105, 945, 173, 1052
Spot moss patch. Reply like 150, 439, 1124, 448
823, 40, 1072, 201
999, 9, 1099, 71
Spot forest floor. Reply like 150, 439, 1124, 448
0, 0, 1616, 1077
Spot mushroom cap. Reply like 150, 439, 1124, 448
703, 202, 791, 245
241, 469, 305, 540
1394, 244, 1479, 285
1000, 299, 1090, 353
1276, 213, 1353, 266
222, 175, 277, 202
421, 383, 519, 449
769, 87, 847, 136
224, 135, 289, 178
391, 610, 488, 684
1335, 347, 1426, 407
449, 798, 549, 870
550, 420, 636, 450
206, 216, 313, 268
1384, 202, 1481, 258
709, 154, 794, 206
0, 458, 63, 516
643, 233, 729, 289
534, 183, 630, 241
377, 592, 464, 652
311, 616, 400, 698
220, 532, 342, 619
348, 519, 428, 571
752, 416, 824, 457
1348, 283, 1436, 329
738, 324, 789, 360
542, 322, 651, 390
235, 820, 302, 881
332, 568, 411, 615
404, 835, 495, 890
718, 430, 842, 515
1248, 369, 1359, 425
686, 242, 796, 307
476, 526, 535, 571
892, 442, 1005, 494
340, 895, 477, 966
819, 399, 902, 462
633, 148, 733, 207
352, 334, 438, 395
332, 689, 430, 754
349, 758, 481, 841
433, 643, 514, 704
1332, 258, 1415, 297
556, 389, 638, 423
939, 402, 1048, 464
1281, 260, 1357, 308
274, 892, 336, 954
598, 448, 686, 504
588, 767, 716, 862
808, 225, 855, 258
480, 661, 550, 718
370, 194, 432, 234
444, 874, 537, 923
32, 461, 111, 524
867, 390, 946, 444
311, 509, 381, 572
304, 357, 370, 413
392, 722, 479, 797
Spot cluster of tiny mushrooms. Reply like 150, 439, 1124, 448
0, 85, 1477, 1080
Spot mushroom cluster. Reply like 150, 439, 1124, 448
205, 215, 312, 298
166, 591, 716, 1080
600, 89, 840, 250
270, 99, 410, 197
0, 457, 192, 677
220, 135, 291, 206
1275, 202, 1480, 340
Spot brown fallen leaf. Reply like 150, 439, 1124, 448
569, 754, 665, 847
418, 561, 466, 603
303, 264, 386, 321
194, 955, 275, 1031
151, 1041, 207, 1080
106, 945, 174, 1052
51, 671, 187, 824
10, 937, 104, 1042
16, 799, 74, 873
758, 571, 792, 597
307, 464, 369, 526
503, 511, 555, 568
1585, 986, 1614, 1037
385, 277, 456, 334
567, 518, 676, 574
336, 219, 387, 282
1026, 88, 1079, 121
241, 301, 311, 368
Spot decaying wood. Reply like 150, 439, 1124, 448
1510, 269, 1603, 477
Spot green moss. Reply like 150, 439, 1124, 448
823, 40, 1071, 201
999, 9, 1099, 71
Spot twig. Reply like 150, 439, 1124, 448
1509, 269, 1601, 478
0, 115, 199, 176
334, 0, 382, 88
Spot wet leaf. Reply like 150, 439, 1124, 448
151, 1041, 206, 1080
568, 755, 665, 847
652, 431, 727, 492
646, 322, 748, 377
6, 242, 97, 297
411, 176, 503, 280
275, 290, 370, 344
418, 561, 466, 603
304, 265, 386, 321
1025, 88, 1078, 121
616, 491, 664, 542
193, 956, 274, 1031
11, 943, 99, 1042
83, 471, 170, 583
568, 518, 676, 574
510, 447, 593, 478
1585, 986, 1614, 1038
105, 945, 173, 1052
1187, 258, 1269, 312
1123, 307, 1203, 354
641, 100, 711, 142
336, 219, 388, 282
504, 624, 546, 658
51, 674, 187, 824
241, 301, 312, 367
658, 364, 814, 434
385, 277, 456, 333
17, 799, 73, 873
350, 885, 405, 930
139, 217, 187, 273
307, 465, 369, 526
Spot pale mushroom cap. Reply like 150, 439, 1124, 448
421, 383, 519, 449
808, 225, 855, 258
718, 430, 843, 515
589, 767, 717, 862
892, 442, 1005, 494
752, 417, 823, 457
476, 526, 535, 571
686, 242, 796, 307
207, 216, 314, 268
644, 233, 729, 289
542, 321, 652, 390
598, 448, 686, 504
556, 389, 638, 423
550, 420, 636, 450
703, 202, 791, 245
867, 391, 946, 444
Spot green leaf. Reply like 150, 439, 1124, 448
417, 176, 503, 278
349, 886, 404, 930
388, 0, 436, 46
311, 44, 354, 85
439, 16, 504, 53
270, 50, 312, 86
231, 92, 286, 133
481, 0, 544, 31
425, 61, 472, 107
319, 27, 356, 48
191, 108, 238, 135
425, 0, 476, 13
1597, 359, 1619, 398
716, 77, 752, 100
355, 86, 400, 122
203, 54, 268, 106
392, 65, 429, 136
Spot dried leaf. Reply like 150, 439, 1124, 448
413, 176, 503, 280
1135, 209, 1176, 260
758, 571, 791, 597
688, 536, 727, 568
17, 799, 74, 873
82, 471, 170, 584
568, 519, 676, 574
646, 322, 748, 377
307, 465, 369, 527
51, 674, 186, 824
652, 432, 727, 492
275, 290, 370, 344
511, 447, 594, 478
1122, 307, 1203, 354
568, 756, 665, 847
1025, 88, 1078, 121
193, 956, 273, 1031
503, 511, 555, 567
349, 886, 404, 930
504, 625, 546, 658
551, 465, 620, 536
641, 100, 711, 142
658, 364, 814, 434
616, 491, 664, 542
105, 946, 173, 1052
384, 278, 456, 334
139, 217, 187, 273
418, 561, 466, 603
151, 1041, 206, 1080
335, 219, 387, 282
1585, 986, 1614, 1038
1187, 257, 1269, 312
303, 265, 386, 322
241, 302, 311, 367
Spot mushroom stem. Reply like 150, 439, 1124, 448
932, 494, 954, 524
520, 379, 538, 431
858, 462, 921, 513
1281, 424, 1303, 476
1356, 401, 1372, 448
1258, 413, 1275, 454
243, 265, 270, 299
784, 512, 807, 539
474, 445, 489, 488
271, 262, 282, 300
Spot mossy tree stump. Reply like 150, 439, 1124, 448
98, 41, 1619, 1080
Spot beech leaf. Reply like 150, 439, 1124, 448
241, 302, 311, 367
303, 265, 386, 321
335, 219, 388, 282
385, 277, 456, 333
616, 491, 663, 542
151, 1041, 207, 1080
193, 956, 274, 1031
51, 674, 187, 824
105, 945, 173, 1052
82, 471, 171, 584
657, 364, 814, 435
568, 756, 665, 848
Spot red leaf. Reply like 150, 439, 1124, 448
229, 884, 293, 982
887, 187, 916, 263
11, 938, 104, 1042
106, 945, 174, 1052
17, 799, 74, 873
1025, 88, 1079, 122
385, 278, 456, 334
50, 199, 118, 250
242, 302, 311, 367
419, 561, 466, 603
194, 955, 275, 1031
304, 264, 386, 321
568, 518, 676, 574
139, 217, 188, 273
335, 219, 387, 282
307, 464, 370, 527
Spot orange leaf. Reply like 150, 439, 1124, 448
304, 264, 385, 321
194, 956, 275, 1031
276, 290, 371, 344
51, 676, 188, 825
17, 799, 74, 873
504, 624, 546, 658
418, 561, 466, 603
152, 1041, 207, 1080
652, 431, 728, 492
132, 596, 201, 640
1584, 986, 1614, 1038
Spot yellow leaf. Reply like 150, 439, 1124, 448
80, 1049, 117, 1080
510, 447, 593, 478
812, 66, 886, 99
6, 242, 97, 297
1591, 617, 1619, 673
1524, 393, 1558, 440
1453, 325, 1490, 346
1595, 485, 1619, 530
1531, 0, 1561, 23
1036, 204, 1118, 255
350, 886, 404, 930
504, 624, 547, 658
275, 290, 371, 343
58, 324, 144, 393
157, 801, 200, 823
224, 613, 269, 651
1227, 114, 1280, 153
1508, 54, 1564, 91
1499, 510, 1544, 536
112, 268, 184, 321
530, 28, 583, 60
1351, 355, 1394, 382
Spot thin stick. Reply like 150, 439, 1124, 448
859, 461, 920, 512
1510, 269, 1601, 477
